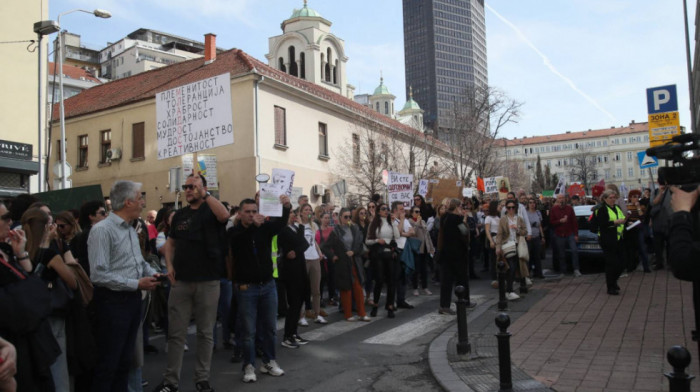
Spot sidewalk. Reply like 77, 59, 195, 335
429, 270, 698, 392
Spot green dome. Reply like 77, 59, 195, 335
401, 97, 421, 111
289, 1, 322, 18
373, 77, 391, 96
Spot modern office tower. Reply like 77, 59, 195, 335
403, 0, 487, 138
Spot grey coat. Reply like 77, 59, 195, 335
323, 223, 365, 291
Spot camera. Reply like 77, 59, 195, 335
646, 133, 700, 191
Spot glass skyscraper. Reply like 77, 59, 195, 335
402, 0, 487, 137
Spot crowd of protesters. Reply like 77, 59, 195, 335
0, 174, 677, 392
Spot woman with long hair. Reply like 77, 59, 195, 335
409, 205, 433, 296
323, 208, 371, 321
365, 203, 400, 318
22, 207, 78, 392
298, 204, 327, 325
495, 199, 527, 301
484, 200, 501, 288
352, 206, 373, 305
366, 201, 377, 222
54, 211, 80, 249
436, 199, 469, 314
525, 198, 545, 278
316, 212, 337, 307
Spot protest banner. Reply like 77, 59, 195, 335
156, 73, 234, 159
426, 179, 462, 206
271, 168, 295, 197
259, 183, 285, 217
182, 154, 218, 190
418, 179, 429, 198
496, 176, 510, 200
387, 171, 413, 207
290, 187, 303, 208
484, 177, 498, 194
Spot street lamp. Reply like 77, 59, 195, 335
57, 9, 111, 189
33, 20, 60, 193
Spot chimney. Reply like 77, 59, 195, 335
204, 33, 216, 64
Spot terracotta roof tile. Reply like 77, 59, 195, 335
499, 122, 649, 147
54, 48, 446, 149
49, 62, 102, 84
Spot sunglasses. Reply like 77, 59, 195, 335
57, 224, 68, 229
97, 210, 107, 216
379, 207, 388, 211
506, 206, 516, 210
0, 212, 11, 221
412, 210, 420, 214
182, 184, 196, 190
341, 215, 351, 219
368, 205, 376, 209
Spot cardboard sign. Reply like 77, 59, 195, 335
484, 177, 498, 194
496, 176, 510, 200
182, 154, 218, 190
426, 179, 462, 206
271, 168, 295, 197
387, 172, 413, 207
418, 179, 429, 198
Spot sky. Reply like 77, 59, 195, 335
49, 0, 696, 140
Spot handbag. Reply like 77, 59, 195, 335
501, 240, 517, 259
34, 249, 74, 315
517, 236, 529, 262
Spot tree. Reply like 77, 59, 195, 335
532, 154, 545, 193
566, 145, 599, 192
543, 164, 558, 190
441, 86, 522, 186
332, 121, 387, 201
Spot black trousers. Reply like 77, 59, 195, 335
372, 251, 395, 310
602, 243, 624, 291
439, 261, 468, 308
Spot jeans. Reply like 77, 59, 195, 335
48, 316, 69, 392
235, 280, 278, 368
553, 234, 579, 273
372, 250, 395, 310
214, 279, 233, 346
527, 237, 543, 277
164, 280, 219, 386
91, 288, 142, 392
411, 253, 428, 290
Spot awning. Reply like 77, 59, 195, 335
0, 158, 39, 175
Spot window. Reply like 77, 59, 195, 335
605, 169, 611, 179
628, 168, 634, 177
100, 130, 111, 163
352, 133, 360, 167
78, 135, 88, 168
616, 168, 622, 178
274, 106, 286, 146
384, 102, 389, 115
627, 151, 633, 161
614, 153, 621, 161
318, 122, 328, 157
132, 122, 145, 159
375, 102, 380, 112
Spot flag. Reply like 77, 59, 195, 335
592, 178, 605, 198
476, 177, 485, 192
553, 178, 567, 197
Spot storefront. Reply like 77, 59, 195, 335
0, 139, 38, 197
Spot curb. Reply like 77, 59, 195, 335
428, 297, 499, 392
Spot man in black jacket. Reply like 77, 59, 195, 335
229, 195, 290, 383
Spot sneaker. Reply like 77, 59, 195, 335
491, 280, 498, 289
525, 277, 533, 287
359, 315, 371, 322
195, 381, 214, 392
281, 337, 299, 349
506, 292, 520, 301
184, 343, 189, 352
153, 381, 178, 392
438, 307, 456, 315
314, 315, 328, 324
346, 315, 358, 322
423, 288, 433, 295
573, 269, 582, 277
260, 360, 285, 376
142, 380, 149, 388
293, 335, 309, 345
620, 272, 628, 278
413, 289, 420, 296
298, 317, 309, 327
242, 364, 257, 383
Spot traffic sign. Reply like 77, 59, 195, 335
52, 161, 72, 178
648, 110, 680, 147
646, 85, 678, 114
637, 151, 658, 169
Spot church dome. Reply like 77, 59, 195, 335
288, 1, 322, 19
373, 77, 391, 96
402, 97, 421, 111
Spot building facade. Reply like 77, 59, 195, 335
500, 121, 666, 192
402, 0, 488, 136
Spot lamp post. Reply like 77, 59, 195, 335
33, 20, 60, 193
56, 9, 111, 189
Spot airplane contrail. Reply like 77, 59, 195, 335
486, 4, 618, 123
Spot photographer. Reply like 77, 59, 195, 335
669, 185, 700, 279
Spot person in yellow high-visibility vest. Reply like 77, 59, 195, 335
592, 189, 626, 295
271, 235, 288, 318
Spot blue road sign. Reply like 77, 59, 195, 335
646, 85, 678, 114
637, 151, 659, 169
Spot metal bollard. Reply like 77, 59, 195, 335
454, 285, 471, 355
497, 261, 507, 311
495, 313, 512, 391
665, 345, 695, 392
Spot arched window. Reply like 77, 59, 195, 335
325, 48, 332, 82
320, 53, 325, 78
288, 46, 298, 77
333, 59, 338, 84
278, 57, 286, 73
375, 102, 379, 112
300, 52, 306, 79
384, 102, 389, 115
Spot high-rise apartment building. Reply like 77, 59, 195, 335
402, 0, 488, 137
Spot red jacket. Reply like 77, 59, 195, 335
549, 204, 578, 237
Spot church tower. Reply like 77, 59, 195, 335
266, 1, 351, 98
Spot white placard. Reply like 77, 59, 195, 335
387, 171, 413, 207
418, 179, 429, 198
182, 154, 218, 190
259, 183, 285, 217
156, 73, 234, 159
290, 187, 304, 208
484, 177, 498, 194
271, 168, 295, 197
462, 188, 473, 198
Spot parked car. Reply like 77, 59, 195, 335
565, 205, 605, 273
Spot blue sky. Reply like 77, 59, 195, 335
51, 0, 696, 139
